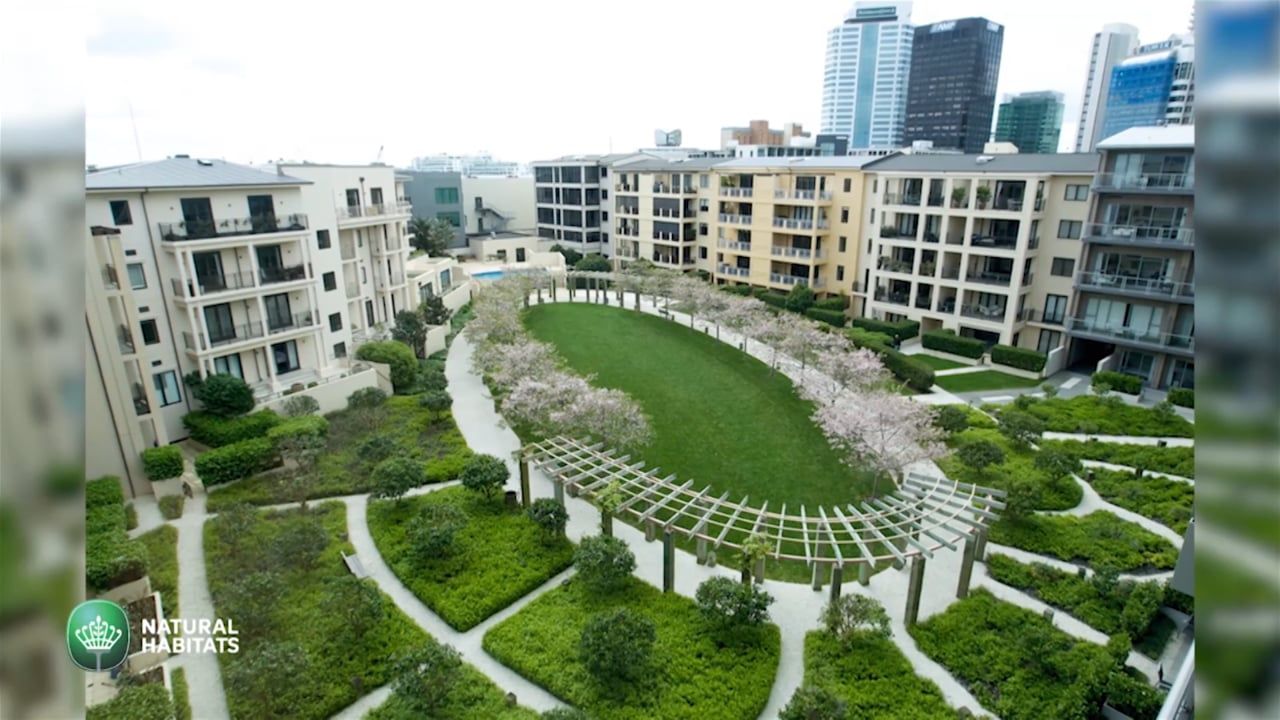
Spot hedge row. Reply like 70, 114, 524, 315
846, 329, 935, 392
813, 296, 848, 311
140, 446, 183, 481
265, 415, 329, 444
804, 307, 847, 327
921, 330, 985, 359
194, 437, 277, 486
85, 476, 148, 592
850, 317, 919, 343
990, 344, 1047, 372
720, 285, 752, 296
752, 288, 788, 310
183, 409, 281, 447
1092, 371, 1143, 395
1167, 387, 1194, 408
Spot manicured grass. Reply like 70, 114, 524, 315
205, 503, 427, 720
1087, 467, 1194, 534
483, 576, 780, 720
908, 353, 967, 371
934, 370, 1043, 393
1014, 395, 1194, 437
798, 630, 954, 719
1041, 439, 1195, 478
367, 487, 575, 631
524, 303, 873, 506
989, 511, 1178, 573
937, 427, 1082, 511
207, 397, 470, 511
136, 525, 178, 617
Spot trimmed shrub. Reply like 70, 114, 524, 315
921, 330, 984, 359
878, 346, 935, 392
813, 296, 848, 311
933, 405, 970, 434
459, 454, 509, 499
695, 576, 774, 631
183, 410, 281, 448
578, 607, 656, 684
356, 340, 419, 392
573, 535, 636, 592
720, 284, 752, 296
195, 437, 276, 486
193, 373, 256, 417
1167, 387, 1194, 408
266, 415, 329, 446
850, 317, 919, 342
85, 476, 148, 592
372, 456, 428, 502
784, 284, 817, 313
281, 394, 320, 417
804, 307, 847, 327
1093, 371, 1143, 395
780, 684, 847, 720
140, 446, 183, 481
990, 345, 1047, 372
527, 498, 569, 540
159, 494, 185, 520
845, 326, 894, 348
753, 289, 788, 310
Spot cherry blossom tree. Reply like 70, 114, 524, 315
799, 346, 890, 407
715, 296, 768, 351
750, 311, 795, 373
812, 389, 947, 495
475, 337, 560, 389
558, 386, 653, 450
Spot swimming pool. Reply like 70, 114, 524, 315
472, 270, 506, 280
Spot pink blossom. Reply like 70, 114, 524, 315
812, 389, 947, 487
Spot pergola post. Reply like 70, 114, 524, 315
753, 557, 765, 584
706, 549, 718, 567
662, 529, 675, 592
519, 457, 531, 508
829, 564, 843, 601
644, 520, 656, 542
904, 556, 926, 627
859, 563, 871, 586
550, 278, 557, 301
696, 537, 708, 564
956, 535, 977, 599
568, 279, 575, 301
553, 479, 564, 506
600, 512, 613, 537
536, 286, 543, 303
811, 543, 824, 591
973, 528, 988, 562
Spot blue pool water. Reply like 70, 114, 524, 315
472, 270, 506, 280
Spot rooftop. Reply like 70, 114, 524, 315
1097, 125, 1195, 150
86, 157, 310, 191
864, 152, 1100, 173
713, 155, 884, 171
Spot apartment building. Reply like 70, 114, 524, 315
1065, 125, 1194, 389
720, 120, 810, 149
860, 152, 1098, 352
533, 155, 621, 255
610, 157, 721, 270
820, 1, 915, 149
400, 170, 466, 248
1075, 23, 1141, 152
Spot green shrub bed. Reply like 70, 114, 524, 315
368, 487, 575, 631
989, 511, 1178, 572
990, 345, 1047, 372
921, 330, 984, 359
804, 307, 847, 327
1011, 396, 1194, 437
985, 554, 1164, 638
183, 410, 281, 448
850, 317, 919, 342
1085, 468, 1194, 534
205, 502, 426, 720
1041, 439, 1194, 478
1167, 387, 1194, 408
367, 656, 538, 720
910, 589, 1161, 720
136, 525, 179, 616
141, 446, 183, 481
1092, 371, 1144, 395
172, 667, 192, 720
206, 396, 470, 511
86, 683, 174, 720
798, 630, 953, 719
937, 428, 1082, 510
86, 477, 148, 593
195, 438, 277, 486
482, 576, 780, 720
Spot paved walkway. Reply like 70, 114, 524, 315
1039, 475, 1185, 547
1043, 432, 1195, 447
172, 488, 231, 719
127, 494, 165, 538
1080, 459, 1194, 486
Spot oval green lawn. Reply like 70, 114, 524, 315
523, 303, 873, 506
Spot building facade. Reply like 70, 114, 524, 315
903, 17, 1004, 154
720, 120, 810, 149
410, 153, 522, 177
1074, 23, 1140, 153
461, 175, 536, 236
1065, 125, 1194, 389
994, 91, 1065, 154
1100, 35, 1196, 141
400, 170, 466, 248
820, 1, 914, 149
611, 158, 721, 271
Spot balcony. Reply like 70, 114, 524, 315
159, 214, 309, 242
884, 193, 921, 207
1022, 308, 1064, 325
375, 269, 405, 289
616, 225, 639, 238
991, 197, 1024, 211
940, 267, 961, 280
717, 240, 751, 252
184, 322, 265, 352
1094, 172, 1193, 194
103, 264, 121, 290
345, 280, 361, 299
618, 206, 640, 216
1065, 318, 1194, 354
118, 324, 136, 354
970, 234, 1018, 250
772, 246, 822, 260
965, 270, 1013, 286
770, 272, 811, 287
927, 195, 945, 208
616, 182, 634, 192
718, 264, 751, 277
132, 383, 150, 416
960, 304, 1007, 322
267, 311, 317, 336
873, 289, 909, 306
915, 296, 933, 310
336, 201, 413, 222
654, 207, 692, 218
653, 231, 681, 242
774, 189, 832, 202
652, 183, 696, 195
340, 238, 357, 260
772, 217, 818, 231
719, 213, 753, 225
1075, 271, 1195, 301
172, 271, 256, 299
720, 187, 754, 198
879, 226, 915, 239
259, 263, 309, 286
1083, 224, 1194, 248
377, 235, 403, 253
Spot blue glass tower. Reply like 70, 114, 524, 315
1100, 52, 1177, 140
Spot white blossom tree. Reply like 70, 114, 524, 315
799, 346, 890, 407
558, 386, 653, 450
475, 338, 560, 389
716, 296, 768, 351
812, 389, 947, 495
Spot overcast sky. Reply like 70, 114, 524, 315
83, 0, 1192, 167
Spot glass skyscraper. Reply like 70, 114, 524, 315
819, 2, 914, 150
903, 17, 1005, 153
994, 91, 1065, 153
1099, 34, 1197, 141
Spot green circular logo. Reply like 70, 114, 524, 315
67, 599, 130, 672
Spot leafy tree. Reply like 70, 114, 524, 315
372, 457, 426, 503
347, 386, 389, 427
574, 254, 611, 272
821, 594, 891, 645
280, 394, 319, 417
409, 217, 453, 257
460, 454, 508, 500
1034, 448, 1082, 480
391, 309, 430, 359
1002, 475, 1040, 521
550, 243, 583, 267
695, 576, 774, 632
780, 684, 847, 720
578, 607, 656, 685
408, 503, 468, 559
998, 409, 1046, 447
1041, 382, 1059, 398
225, 642, 310, 718
194, 374, 255, 417
573, 535, 636, 592
324, 575, 385, 639
420, 389, 452, 421
420, 295, 453, 326
933, 405, 970, 434
275, 427, 326, 511
527, 498, 569, 541
269, 516, 328, 570
784, 283, 816, 314
214, 502, 261, 565
594, 480, 625, 535
221, 571, 284, 637
1120, 580, 1162, 636
357, 340, 418, 391
739, 532, 771, 584
956, 439, 1005, 477
356, 434, 397, 465
391, 642, 463, 714
1091, 564, 1121, 596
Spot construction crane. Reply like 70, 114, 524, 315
375, 145, 384, 164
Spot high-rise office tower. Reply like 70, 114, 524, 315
1074, 23, 1141, 152
994, 91, 1065, 153
820, 2, 914, 150
903, 17, 1004, 153
1100, 34, 1196, 141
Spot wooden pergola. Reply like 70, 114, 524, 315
518, 435, 1005, 624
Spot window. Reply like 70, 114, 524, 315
1057, 220, 1082, 239
1036, 329, 1061, 354
699, 247, 707, 259
1043, 294, 1068, 324
213, 354, 244, 379
333, 342, 347, 359
264, 294, 293, 330
434, 187, 460, 204
699, 223, 708, 236
1050, 258, 1075, 277
837, 265, 845, 281
126, 263, 147, 289
271, 340, 300, 374
140, 320, 160, 345
328, 313, 342, 332
838, 236, 847, 253
152, 371, 181, 407
370, 188, 384, 206
317, 229, 331, 249
869, 208, 875, 224
699, 174, 709, 188
840, 207, 849, 223
1064, 184, 1088, 201
323, 272, 337, 291
436, 211, 461, 227
110, 200, 132, 225
843, 178, 852, 192
361, 267, 368, 284
204, 304, 235, 344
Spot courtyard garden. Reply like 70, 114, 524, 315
1041, 439, 1195, 478
934, 412, 1083, 511
905, 353, 966, 371
933, 369, 1043, 393
993, 395, 1194, 437
136, 525, 178, 616
988, 511, 1178, 572
1085, 467, 1194, 534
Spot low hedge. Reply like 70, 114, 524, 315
1041, 439, 1195, 478
985, 554, 1164, 637
1092, 371, 1143, 395
720, 285, 752, 296
921, 330, 984, 359
989, 511, 1178, 572
194, 437, 276, 486
1086, 467, 1194, 534
86, 683, 175, 720
266, 415, 330, 445
183, 410, 281, 448
752, 289, 788, 310
1015, 396, 1194, 437
1167, 387, 1194, 408
813, 296, 848, 311
850, 317, 919, 343
804, 307, 847, 327
797, 630, 952, 719
85, 476, 148, 593
990, 345, 1047, 373
141, 446, 183, 481
845, 330, 934, 392
846, 326, 893, 348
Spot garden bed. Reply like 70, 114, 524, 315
797, 630, 954, 719
934, 370, 1042, 393
482, 575, 780, 720
1086, 468, 1194, 534
1041, 439, 1194, 479
367, 487, 575, 631
1008, 396, 1194, 437
136, 525, 178, 617
937, 427, 1082, 511
989, 511, 1178, 573
366, 640, 538, 720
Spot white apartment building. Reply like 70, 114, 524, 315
860, 153, 1098, 353
820, 1, 914, 149
1075, 23, 1140, 153
461, 175, 536, 235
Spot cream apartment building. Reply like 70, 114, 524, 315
611, 157, 721, 270
860, 152, 1099, 352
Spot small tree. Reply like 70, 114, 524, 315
1151, 400, 1177, 423
420, 295, 453, 327
347, 386, 389, 427
932, 405, 970, 434
281, 394, 320, 417
695, 576, 774, 633
408, 503, 468, 560
1034, 448, 1082, 480
271, 419, 327, 511
998, 409, 1045, 447
950, 186, 968, 207
739, 532, 771, 584
575, 254, 612, 272
357, 340, 418, 391
784, 283, 816, 314
1120, 581, 1163, 637
214, 502, 260, 563
594, 480, 625, 535
780, 684, 847, 720
573, 535, 636, 592
372, 457, 426, 503
269, 516, 328, 570
1091, 564, 1121, 597
195, 374, 255, 417
391, 309, 430, 359
221, 571, 284, 638
420, 389, 452, 421
459, 454, 508, 500
1002, 475, 1039, 521
956, 439, 1005, 477
391, 642, 463, 715
356, 435, 397, 466
1040, 382, 1059, 399
409, 217, 453, 257
974, 184, 992, 208
225, 642, 310, 718
578, 608, 656, 685
140, 446, 184, 481
527, 498, 569, 542
324, 575, 384, 639
550, 243, 583, 267
820, 594, 891, 645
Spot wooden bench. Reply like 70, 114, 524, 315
341, 552, 368, 579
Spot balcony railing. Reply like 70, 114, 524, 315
267, 311, 316, 335
172, 271, 257, 298
927, 195, 945, 207
653, 231, 679, 241
1084, 224, 1194, 247
616, 225, 639, 237
379, 235, 402, 252
923, 232, 940, 244
103, 264, 120, 290
340, 239, 357, 260
717, 264, 750, 277
618, 206, 640, 215
970, 234, 1018, 249
774, 189, 832, 201
717, 240, 751, 251
652, 184, 696, 195
884, 193, 921, 206
132, 383, 150, 416
965, 270, 1013, 286
879, 226, 914, 239
375, 270, 404, 289
260, 263, 309, 285
960, 304, 1007, 322
118, 324, 136, 354
1022, 308, 1064, 325
159, 214, 309, 242
719, 187, 753, 198
345, 280, 361, 299
1094, 172, 1194, 192
1034, 197, 1046, 211
873, 289, 909, 306
718, 213, 753, 225
653, 207, 687, 218
336, 202, 413, 221
915, 296, 933, 310
941, 267, 961, 280
772, 217, 817, 230
772, 246, 821, 259
1075, 271, 1195, 299
616, 183, 634, 192
992, 197, 1024, 211
878, 258, 914, 273
1066, 318, 1194, 351
770, 273, 811, 287
184, 321, 266, 352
